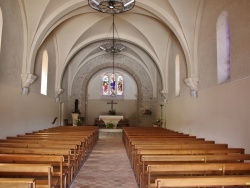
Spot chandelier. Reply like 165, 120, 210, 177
99, 14, 126, 53
88, 0, 135, 14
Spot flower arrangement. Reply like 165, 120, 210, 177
108, 109, 116, 115
106, 121, 115, 129
75, 118, 82, 126
154, 118, 163, 127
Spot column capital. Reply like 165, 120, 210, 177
185, 77, 199, 91
21, 73, 37, 88
21, 73, 37, 95
160, 90, 168, 103
55, 88, 64, 98
185, 77, 199, 98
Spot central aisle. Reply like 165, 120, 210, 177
70, 137, 138, 188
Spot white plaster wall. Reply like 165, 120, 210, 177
0, 84, 59, 139
166, 77, 250, 153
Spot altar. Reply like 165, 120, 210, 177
99, 115, 123, 129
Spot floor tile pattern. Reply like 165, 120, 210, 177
70, 137, 138, 188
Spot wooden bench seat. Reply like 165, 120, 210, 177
122, 127, 250, 188
154, 175, 250, 188
0, 178, 36, 188
126, 139, 214, 161
0, 126, 98, 188
144, 163, 250, 188
0, 142, 82, 171
0, 154, 65, 188
125, 138, 209, 155
0, 163, 58, 188
140, 154, 250, 186
134, 148, 245, 182
131, 143, 228, 167
0, 147, 74, 185
3, 137, 85, 169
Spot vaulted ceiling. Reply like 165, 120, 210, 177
19, 0, 203, 96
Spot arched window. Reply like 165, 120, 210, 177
41, 50, 48, 95
102, 73, 123, 96
175, 54, 180, 96
0, 8, 3, 53
217, 11, 230, 84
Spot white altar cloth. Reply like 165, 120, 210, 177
99, 115, 123, 129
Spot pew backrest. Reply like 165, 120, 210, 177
155, 176, 250, 188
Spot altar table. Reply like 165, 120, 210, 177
99, 115, 123, 129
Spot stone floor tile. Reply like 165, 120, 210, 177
70, 137, 138, 188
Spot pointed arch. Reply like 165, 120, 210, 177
216, 11, 230, 84
41, 50, 48, 95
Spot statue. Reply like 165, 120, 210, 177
73, 99, 81, 114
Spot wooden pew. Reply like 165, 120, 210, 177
0, 147, 73, 185
131, 143, 228, 168
0, 163, 57, 188
0, 142, 82, 172
39, 126, 99, 149
145, 163, 250, 188
140, 154, 250, 187
133, 148, 245, 184
4, 136, 85, 171
0, 126, 98, 187
0, 154, 65, 188
0, 139, 84, 161
154, 176, 250, 188
122, 127, 250, 188
127, 139, 214, 163
0, 178, 36, 188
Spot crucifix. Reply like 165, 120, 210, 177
107, 100, 117, 111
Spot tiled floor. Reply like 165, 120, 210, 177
70, 137, 138, 188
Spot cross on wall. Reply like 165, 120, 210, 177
107, 100, 117, 111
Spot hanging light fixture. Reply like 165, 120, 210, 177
99, 14, 126, 53
88, 0, 135, 14
109, 14, 119, 97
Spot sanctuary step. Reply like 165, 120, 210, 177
94, 118, 129, 128
99, 128, 123, 138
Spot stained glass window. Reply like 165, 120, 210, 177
110, 74, 116, 95
102, 75, 109, 95
102, 73, 123, 96
117, 75, 123, 95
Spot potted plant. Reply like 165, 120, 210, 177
153, 118, 163, 127
75, 118, 83, 126
108, 109, 116, 115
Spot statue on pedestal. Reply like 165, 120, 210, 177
72, 99, 81, 126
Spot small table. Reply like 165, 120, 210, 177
99, 115, 123, 129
